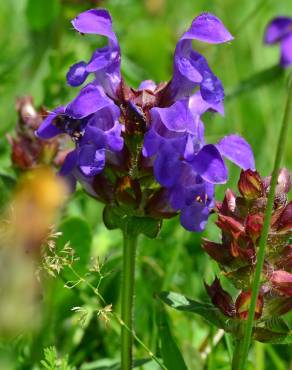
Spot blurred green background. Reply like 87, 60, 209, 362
0, 0, 292, 369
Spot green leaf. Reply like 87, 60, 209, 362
40, 346, 72, 370
265, 317, 290, 333
253, 328, 292, 344
103, 205, 161, 238
131, 216, 162, 238
159, 291, 232, 331
253, 317, 292, 344
57, 217, 92, 274
26, 0, 60, 31
158, 308, 188, 370
263, 296, 292, 317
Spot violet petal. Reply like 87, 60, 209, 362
216, 134, 255, 170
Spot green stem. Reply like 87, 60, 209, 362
236, 75, 292, 370
121, 231, 138, 370
255, 342, 265, 370
232, 340, 241, 370
225, 333, 233, 363
207, 326, 215, 370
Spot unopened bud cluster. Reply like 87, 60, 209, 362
8, 96, 68, 170
204, 169, 292, 324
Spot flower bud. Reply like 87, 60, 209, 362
216, 214, 244, 239
202, 239, 233, 266
277, 168, 291, 194
217, 188, 236, 215
8, 96, 67, 171
246, 213, 264, 241
275, 202, 292, 232
238, 170, 263, 200
270, 270, 292, 296
205, 168, 292, 326
235, 291, 263, 320
264, 168, 291, 196
15, 96, 43, 130
275, 245, 292, 271
205, 278, 235, 317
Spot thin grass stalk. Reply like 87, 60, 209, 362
236, 75, 292, 370
65, 264, 168, 369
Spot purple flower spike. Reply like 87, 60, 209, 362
142, 90, 254, 231
166, 13, 233, 103
36, 8, 255, 233
264, 16, 292, 67
67, 9, 121, 97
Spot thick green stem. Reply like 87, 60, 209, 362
121, 231, 138, 370
235, 76, 292, 370
232, 340, 242, 370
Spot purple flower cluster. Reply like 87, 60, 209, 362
264, 16, 292, 67
37, 9, 255, 231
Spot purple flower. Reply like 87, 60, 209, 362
36, 84, 123, 181
264, 16, 292, 67
142, 92, 254, 231
66, 9, 121, 98
162, 13, 233, 104
36, 8, 255, 232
